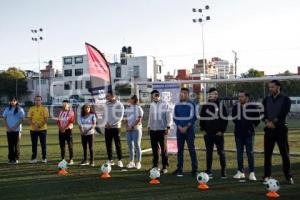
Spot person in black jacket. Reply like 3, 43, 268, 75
232, 91, 260, 181
200, 88, 228, 179
262, 80, 294, 185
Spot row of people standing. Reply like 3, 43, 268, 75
1, 93, 141, 169
144, 80, 293, 185
173, 80, 294, 184
2, 80, 293, 184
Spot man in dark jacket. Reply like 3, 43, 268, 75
232, 91, 260, 181
200, 88, 228, 179
262, 80, 294, 185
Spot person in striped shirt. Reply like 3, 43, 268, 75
57, 100, 75, 165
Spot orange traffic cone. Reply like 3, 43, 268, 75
149, 179, 160, 185
266, 191, 280, 198
58, 169, 68, 175
100, 172, 111, 179
198, 183, 209, 190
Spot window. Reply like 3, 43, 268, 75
75, 68, 83, 76
121, 59, 126, 65
64, 69, 72, 77
75, 81, 82, 90
133, 65, 139, 77
64, 81, 72, 90
85, 81, 91, 89
35, 79, 46, 85
291, 100, 296, 104
64, 57, 72, 65
75, 56, 83, 64
116, 66, 121, 78
157, 65, 162, 74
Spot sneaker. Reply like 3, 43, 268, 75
221, 170, 227, 179
108, 160, 115, 166
29, 159, 38, 164
90, 161, 95, 167
263, 177, 270, 185
117, 160, 124, 168
249, 172, 257, 181
68, 160, 74, 165
286, 177, 294, 185
172, 169, 183, 177
126, 161, 135, 169
135, 162, 141, 170
80, 160, 89, 166
8, 160, 13, 164
162, 168, 168, 174
41, 159, 47, 163
15, 160, 19, 164
233, 170, 246, 179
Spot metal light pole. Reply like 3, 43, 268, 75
31, 28, 44, 96
193, 5, 210, 102
232, 50, 238, 79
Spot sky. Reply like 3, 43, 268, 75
0, 0, 300, 76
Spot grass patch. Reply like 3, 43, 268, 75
0, 124, 299, 200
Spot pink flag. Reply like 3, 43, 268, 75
85, 42, 111, 83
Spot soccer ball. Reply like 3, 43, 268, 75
58, 160, 68, 169
197, 172, 209, 184
266, 179, 280, 192
101, 163, 112, 174
149, 168, 160, 179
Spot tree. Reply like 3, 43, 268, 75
215, 68, 266, 101
0, 67, 28, 99
277, 70, 300, 96
241, 68, 264, 78
278, 70, 293, 76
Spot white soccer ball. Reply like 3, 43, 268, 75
101, 163, 112, 174
58, 160, 68, 169
149, 168, 160, 179
197, 172, 209, 184
266, 179, 280, 192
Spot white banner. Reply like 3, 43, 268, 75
153, 83, 181, 154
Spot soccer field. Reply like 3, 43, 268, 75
0, 124, 299, 200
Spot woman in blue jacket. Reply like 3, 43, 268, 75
2, 96, 25, 164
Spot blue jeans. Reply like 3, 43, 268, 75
235, 135, 255, 173
176, 131, 198, 171
126, 128, 142, 162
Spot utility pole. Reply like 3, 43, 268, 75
232, 50, 238, 79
